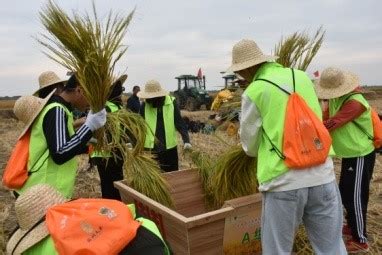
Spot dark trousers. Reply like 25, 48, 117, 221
339, 150, 375, 243
153, 146, 179, 172
93, 157, 124, 200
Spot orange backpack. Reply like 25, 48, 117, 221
370, 109, 382, 148
256, 69, 332, 169
345, 93, 382, 149
46, 198, 141, 255
2, 129, 49, 190
2, 130, 31, 189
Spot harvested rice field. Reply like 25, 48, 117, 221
1, 91, 382, 254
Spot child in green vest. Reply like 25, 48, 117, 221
315, 67, 375, 253
227, 39, 346, 254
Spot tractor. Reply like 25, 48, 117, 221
172, 74, 212, 111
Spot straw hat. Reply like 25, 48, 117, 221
33, 71, 66, 96
137, 80, 169, 99
227, 39, 277, 72
13, 90, 55, 139
315, 67, 360, 99
6, 184, 67, 255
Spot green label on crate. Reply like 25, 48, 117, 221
223, 211, 262, 254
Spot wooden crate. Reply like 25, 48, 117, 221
114, 169, 262, 255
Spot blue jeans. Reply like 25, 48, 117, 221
261, 181, 347, 255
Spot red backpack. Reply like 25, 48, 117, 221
257, 69, 332, 169
46, 199, 141, 255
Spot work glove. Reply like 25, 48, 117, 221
84, 108, 107, 132
183, 143, 192, 150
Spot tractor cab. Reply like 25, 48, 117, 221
173, 74, 211, 111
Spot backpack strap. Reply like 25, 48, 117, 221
28, 149, 50, 175
253, 69, 297, 161
262, 127, 286, 160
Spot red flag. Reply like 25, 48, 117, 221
313, 70, 319, 78
197, 68, 202, 79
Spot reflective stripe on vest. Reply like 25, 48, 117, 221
144, 96, 177, 149
17, 103, 77, 198
329, 93, 374, 157
91, 101, 120, 158
245, 63, 323, 183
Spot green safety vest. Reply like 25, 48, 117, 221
245, 62, 324, 184
23, 204, 169, 255
329, 93, 374, 158
17, 103, 77, 198
144, 96, 177, 149
91, 101, 121, 158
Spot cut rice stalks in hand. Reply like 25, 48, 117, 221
37, 0, 134, 148
107, 110, 174, 208
38, 1, 174, 208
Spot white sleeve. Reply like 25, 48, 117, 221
239, 94, 262, 157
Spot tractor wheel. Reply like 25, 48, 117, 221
185, 97, 198, 111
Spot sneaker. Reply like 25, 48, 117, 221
342, 224, 352, 240
346, 239, 369, 253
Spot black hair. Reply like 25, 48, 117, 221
133, 85, 140, 91
108, 80, 124, 106
63, 74, 78, 91
146, 96, 165, 108
38, 83, 64, 98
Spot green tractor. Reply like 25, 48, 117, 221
173, 74, 212, 111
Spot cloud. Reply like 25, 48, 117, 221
0, 0, 381, 96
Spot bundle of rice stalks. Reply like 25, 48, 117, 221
209, 145, 258, 208
124, 152, 175, 208
105, 109, 174, 208
274, 26, 325, 71
186, 149, 215, 207
38, 2, 174, 208
38, 1, 134, 147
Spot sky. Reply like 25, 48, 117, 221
0, 0, 381, 96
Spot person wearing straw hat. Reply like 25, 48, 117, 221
228, 39, 346, 254
34, 71, 66, 98
315, 67, 375, 253
91, 74, 128, 200
14, 73, 107, 198
138, 80, 191, 172
6, 184, 169, 255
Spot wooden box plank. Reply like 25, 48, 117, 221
114, 168, 262, 255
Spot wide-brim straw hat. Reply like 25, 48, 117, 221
33, 71, 66, 96
13, 89, 55, 139
227, 39, 278, 72
137, 80, 169, 99
315, 67, 360, 99
6, 184, 68, 255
